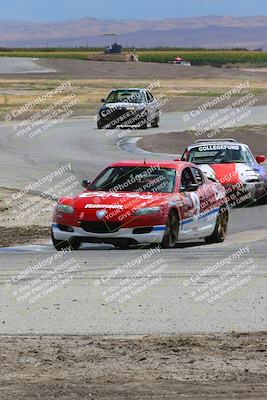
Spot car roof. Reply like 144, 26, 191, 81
109, 160, 193, 171
111, 88, 145, 92
187, 139, 247, 149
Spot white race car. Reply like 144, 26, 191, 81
181, 139, 267, 206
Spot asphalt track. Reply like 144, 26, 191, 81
0, 57, 56, 74
0, 108, 266, 335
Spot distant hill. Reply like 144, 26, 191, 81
1, 16, 267, 49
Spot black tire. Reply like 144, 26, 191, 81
51, 230, 81, 251
97, 120, 103, 129
257, 191, 267, 205
151, 118, 160, 128
138, 122, 148, 129
138, 115, 148, 129
69, 239, 81, 250
161, 211, 179, 248
205, 208, 228, 244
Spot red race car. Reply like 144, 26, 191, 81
51, 160, 228, 250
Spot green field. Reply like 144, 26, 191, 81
1, 48, 267, 67
138, 50, 267, 67
0, 50, 90, 60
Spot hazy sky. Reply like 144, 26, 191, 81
1, 0, 267, 22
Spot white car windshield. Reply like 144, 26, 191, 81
106, 90, 145, 104
186, 145, 255, 165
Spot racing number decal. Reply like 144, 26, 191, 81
190, 192, 201, 215
190, 192, 201, 231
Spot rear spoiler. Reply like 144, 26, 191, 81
194, 139, 237, 144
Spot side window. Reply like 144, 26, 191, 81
192, 167, 204, 186
142, 91, 148, 103
146, 91, 154, 102
181, 150, 188, 161
181, 167, 196, 187
243, 147, 256, 166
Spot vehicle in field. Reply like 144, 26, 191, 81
168, 57, 191, 66
181, 139, 267, 205
102, 33, 123, 54
104, 42, 122, 54
51, 160, 228, 250
97, 88, 160, 129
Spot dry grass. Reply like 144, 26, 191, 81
1, 77, 267, 119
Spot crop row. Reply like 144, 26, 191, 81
1, 50, 267, 67
137, 51, 267, 67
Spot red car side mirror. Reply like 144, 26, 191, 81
82, 180, 91, 189
256, 155, 266, 164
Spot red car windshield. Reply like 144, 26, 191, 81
90, 166, 176, 193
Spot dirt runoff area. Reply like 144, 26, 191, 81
0, 187, 53, 247
3, 58, 264, 80
138, 125, 267, 156
0, 333, 266, 399
3, 59, 267, 120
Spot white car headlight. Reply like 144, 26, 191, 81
133, 206, 161, 216
56, 204, 74, 214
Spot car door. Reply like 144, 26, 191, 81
191, 166, 217, 236
179, 167, 201, 239
145, 90, 156, 122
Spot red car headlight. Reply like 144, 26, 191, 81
56, 204, 74, 214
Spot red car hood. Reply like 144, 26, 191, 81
200, 163, 260, 187
62, 191, 172, 221
210, 164, 239, 185
199, 163, 239, 186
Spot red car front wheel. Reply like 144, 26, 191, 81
161, 211, 179, 248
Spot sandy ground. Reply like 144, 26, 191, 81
138, 125, 267, 156
239, 68, 267, 73
2, 58, 265, 80
0, 188, 53, 247
0, 226, 50, 247
0, 333, 266, 399
23, 59, 267, 81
